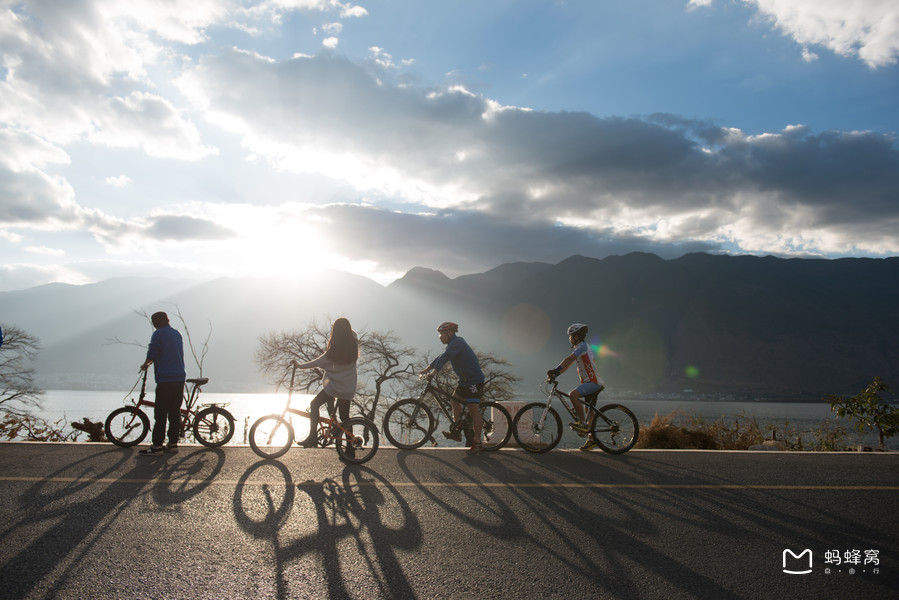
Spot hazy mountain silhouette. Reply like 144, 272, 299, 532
1, 253, 896, 398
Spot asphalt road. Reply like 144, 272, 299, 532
0, 443, 896, 600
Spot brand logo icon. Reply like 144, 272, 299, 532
783, 549, 813, 575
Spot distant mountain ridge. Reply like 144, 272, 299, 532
1, 253, 897, 398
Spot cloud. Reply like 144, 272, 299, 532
177, 51, 899, 260
146, 215, 237, 241
693, 0, 899, 68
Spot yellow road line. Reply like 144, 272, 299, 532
0, 475, 897, 491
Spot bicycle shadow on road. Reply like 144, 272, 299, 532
232, 459, 423, 600
0, 447, 170, 599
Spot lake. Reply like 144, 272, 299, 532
26, 389, 897, 451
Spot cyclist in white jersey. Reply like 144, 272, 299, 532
547, 323, 605, 451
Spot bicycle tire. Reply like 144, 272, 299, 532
249, 415, 295, 459
105, 406, 150, 447
382, 398, 435, 449
592, 403, 639, 454
478, 401, 512, 451
335, 416, 379, 465
193, 406, 236, 447
511, 402, 562, 453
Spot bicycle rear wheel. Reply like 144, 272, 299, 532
249, 415, 295, 459
382, 399, 435, 449
477, 401, 512, 451
511, 403, 562, 453
105, 407, 149, 447
193, 406, 236, 447
592, 404, 639, 454
335, 417, 379, 465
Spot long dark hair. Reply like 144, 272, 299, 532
325, 317, 358, 364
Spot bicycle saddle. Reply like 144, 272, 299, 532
187, 377, 209, 385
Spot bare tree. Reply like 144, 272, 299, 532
0, 324, 44, 417
255, 319, 331, 393
107, 304, 212, 375
357, 330, 418, 422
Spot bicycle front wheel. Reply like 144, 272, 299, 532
249, 415, 295, 459
193, 406, 236, 447
335, 417, 379, 465
592, 404, 639, 454
477, 401, 512, 451
382, 399, 435, 449
105, 407, 149, 447
511, 403, 562, 453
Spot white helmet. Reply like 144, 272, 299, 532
567, 323, 588, 338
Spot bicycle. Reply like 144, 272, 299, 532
511, 375, 639, 454
248, 365, 379, 464
382, 376, 512, 451
104, 369, 235, 448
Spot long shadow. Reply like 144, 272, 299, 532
0, 447, 169, 599
232, 460, 423, 600
493, 450, 896, 597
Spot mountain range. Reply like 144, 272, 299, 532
1, 252, 897, 399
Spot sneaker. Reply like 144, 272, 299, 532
467, 442, 483, 455
139, 445, 165, 455
580, 439, 598, 452
165, 444, 179, 454
442, 430, 462, 442
569, 421, 590, 435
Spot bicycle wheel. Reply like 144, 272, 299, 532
477, 401, 512, 451
193, 406, 236, 448
511, 403, 562, 453
249, 415, 295, 459
382, 399, 435, 450
592, 403, 639, 454
335, 417, 379, 465
104, 407, 150, 447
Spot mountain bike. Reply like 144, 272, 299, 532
511, 375, 639, 454
104, 370, 235, 447
382, 376, 512, 450
248, 365, 379, 464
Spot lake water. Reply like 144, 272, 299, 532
26, 389, 897, 451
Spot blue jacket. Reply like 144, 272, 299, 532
429, 335, 484, 386
146, 325, 186, 383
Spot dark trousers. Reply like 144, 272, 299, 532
303, 390, 350, 446
152, 381, 184, 447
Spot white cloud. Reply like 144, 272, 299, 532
693, 0, 899, 68
105, 175, 133, 188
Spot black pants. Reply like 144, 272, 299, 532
303, 390, 350, 447
152, 381, 184, 447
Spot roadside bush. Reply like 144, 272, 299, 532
634, 411, 717, 449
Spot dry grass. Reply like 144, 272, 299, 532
635, 410, 763, 450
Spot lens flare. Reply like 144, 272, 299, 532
685, 365, 700, 379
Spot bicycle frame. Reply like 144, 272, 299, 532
414, 379, 464, 424
128, 369, 213, 430
540, 377, 611, 428
272, 366, 356, 442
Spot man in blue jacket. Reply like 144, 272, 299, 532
420, 321, 486, 454
139, 312, 186, 455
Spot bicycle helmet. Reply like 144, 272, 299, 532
437, 321, 459, 333
567, 323, 588, 339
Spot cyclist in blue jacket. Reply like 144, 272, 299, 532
419, 321, 486, 454
139, 311, 186, 455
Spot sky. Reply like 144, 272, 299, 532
1, 0, 898, 292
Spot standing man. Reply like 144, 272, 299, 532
139, 311, 186, 455
419, 321, 486, 454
